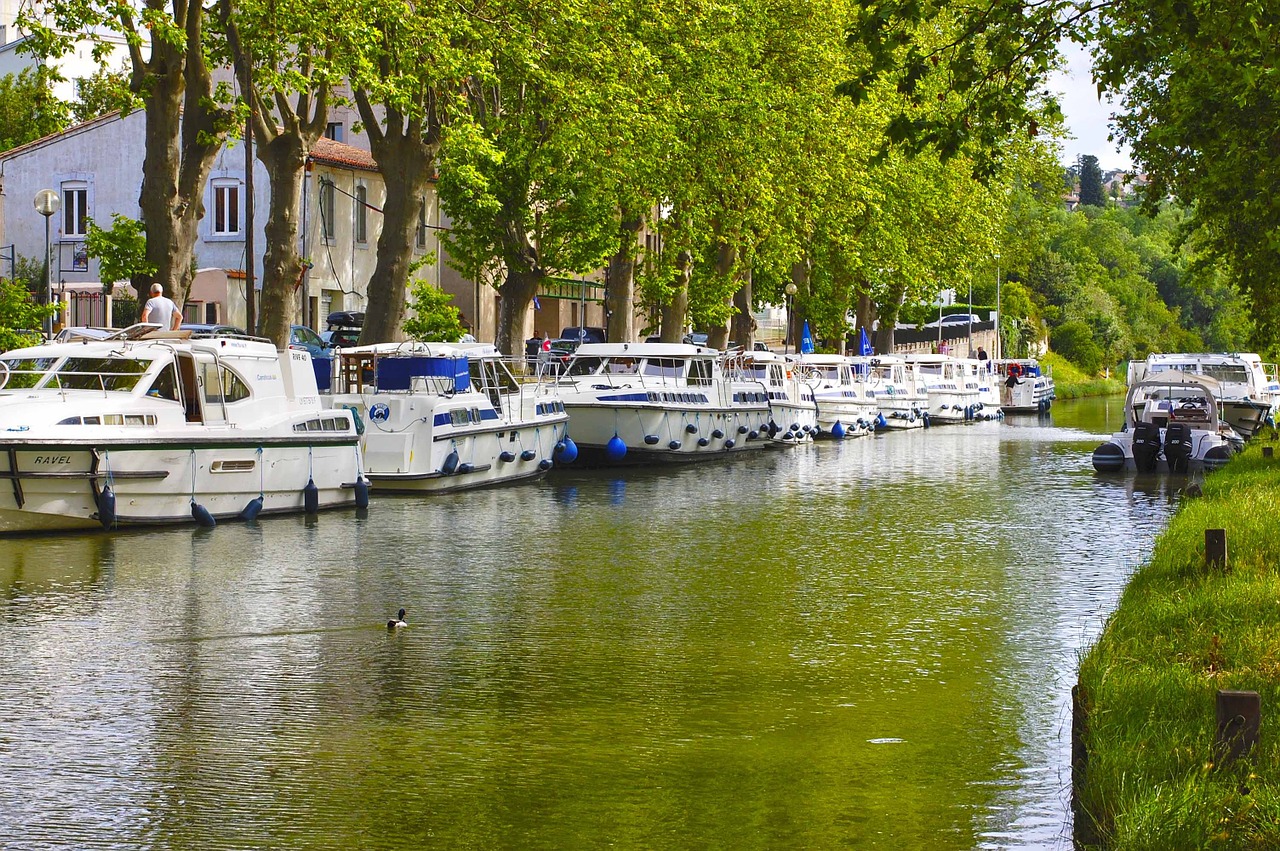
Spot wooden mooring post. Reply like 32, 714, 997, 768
1205, 528, 1228, 570
1216, 690, 1261, 764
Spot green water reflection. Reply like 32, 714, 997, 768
0, 397, 1176, 849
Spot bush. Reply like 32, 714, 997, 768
1051, 319, 1105, 375
402, 280, 465, 343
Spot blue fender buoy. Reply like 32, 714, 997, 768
605, 434, 628, 462
876, 413, 888, 430
538, 458, 554, 471
685, 423, 698, 434
711, 429, 724, 439
644, 434, 660, 445
737, 425, 749, 434
499, 451, 516, 463
303, 478, 319, 514
555, 437, 579, 464
831, 421, 846, 440
697, 437, 709, 447
922, 412, 931, 428
520, 449, 537, 462
748, 430, 759, 441
723, 439, 735, 449
354, 478, 370, 510
238, 495, 264, 522
441, 450, 460, 475
667, 440, 681, 451
457, 463, 474, 475
96, 485, 116, 529
191, 500, 217, 527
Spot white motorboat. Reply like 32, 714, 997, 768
862, 355, 928, 429
902, 354, 984, 424
963, 359, 1003, 418
723, 351, 820, 443
0, 325, 364, 533
1092, 371, 1239, 473
556, 342, 770, 463
787, 353, 877, 438
328, 342, 571, 493
994, 359, 1055, 414
1129, 353, 1275, 438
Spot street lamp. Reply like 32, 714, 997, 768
33, 189, 60, 339
784, 282, 798, 353
993, 252, 1002, 360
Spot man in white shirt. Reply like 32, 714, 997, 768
140, 283, 181, 330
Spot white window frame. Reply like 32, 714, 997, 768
354, 183, 368, 245
320, 179, 337, 241
61, 180, 89, 239
212, 179, 242, 237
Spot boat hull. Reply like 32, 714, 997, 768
563, 401, 771, 465
0, 438, 360, 533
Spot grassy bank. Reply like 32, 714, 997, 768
1075, 442, 1280, 848
1043, 352, 1125, 399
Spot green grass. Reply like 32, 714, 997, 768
1076, 442, 1280, 849
1043, 352, 1126, 399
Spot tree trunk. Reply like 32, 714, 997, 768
605, 213, 642, 343
659, 250, 691, 342
731, 269, 755, 349
361, 133, 434, 344
788, 260, 810, 351
135, 26, 223, 311
707, 241, 736, 350
256, 134, 308, 348
496, 265, 543, 357
873, 281, 907, 354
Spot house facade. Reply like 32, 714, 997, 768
0, 109, 451, 336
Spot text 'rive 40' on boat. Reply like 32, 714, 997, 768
555, 342, 770, 464
0, 324, 366, 533
327, 342, 571, 492
1092, 371, 1241, 474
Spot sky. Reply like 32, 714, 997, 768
1045, 40, 1134, 172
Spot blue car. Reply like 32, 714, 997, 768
290, 325, 330, 359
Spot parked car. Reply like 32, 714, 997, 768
922, 313, 980, 329
559, 326, 606, 344
537, 339, 580, 373
289, 324, 330, 359
682, 331, 710, 346
321, 327, 361, 349
181, 323, 246, 338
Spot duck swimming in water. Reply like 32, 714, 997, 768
387, 608, 407, 630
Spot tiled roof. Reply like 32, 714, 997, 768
309, 137, 379, 173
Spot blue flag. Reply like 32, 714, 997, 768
800, 320, 815, 354
859, 327, 873, 356
533, 295, 542, 310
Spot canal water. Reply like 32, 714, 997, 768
0, 396, 1181, 849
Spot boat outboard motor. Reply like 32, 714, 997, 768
1164, 423, 1194, 474
1131, 422, 1162, 473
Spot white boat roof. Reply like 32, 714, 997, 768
574, 342, 716, 358
338, 341, 502, 359
902, 353, 962, 364
1129, 369, 1224, 395
4, 335, 280, 361
787, 353, 849, 365
1147, 352, 1257, 366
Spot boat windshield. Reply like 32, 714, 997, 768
0, 356, 58, 389
566, 356, 605, 377
1201, 364, 1251, 385
52, 357, 152, 391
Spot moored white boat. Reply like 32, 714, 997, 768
1092, 371, 1239, 473
723, 350, 820, 443
787, 352, 877, 438
862, 355, 928, 429
0, 325, 364, 533
556, 342, 770, 464
1129, 353, 1275, 438
327, 342, 571, 493
903, 354, 983, 424
995, 359, 1055, 414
